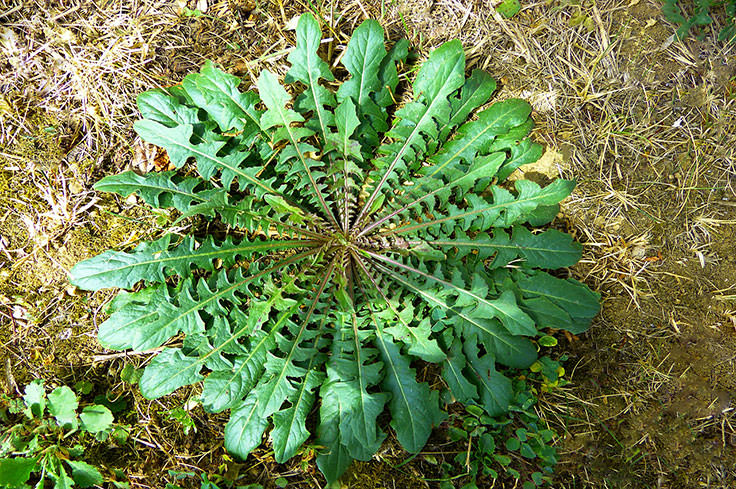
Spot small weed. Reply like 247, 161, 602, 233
0, 380, 129, 488
165, 469, 264, 489
438, 359, 564, 488
662, 0, 736, 41
165, 406, 196, 436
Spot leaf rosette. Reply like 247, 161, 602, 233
70, 14, 600, 483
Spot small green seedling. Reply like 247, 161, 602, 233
164, 470, 263, 489
0, 380, 127, 489
440, 360, 563, 488
663, 0, 736, 41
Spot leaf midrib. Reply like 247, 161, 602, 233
204, 77, 265, 137
426, 103, 518, 178
374, 262, 521, 351
426, 239, 579, 255
80, 240, 314, 282
354, 59, 462, 227
382, 183, 568, 236
155, 127, 275, 196
143, 253, 315, 394
366, 252, 534, 335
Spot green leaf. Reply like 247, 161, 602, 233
505, 437, 521, 451
136, 89, 199, 127
315, 387, 353, 484
374, 331, 445, 453
182, 61, 264, 138
496, 138, 542, 182
425, 227, 582, 268
0, 457, 37, 486
47, 386, 79, 429
520, 442, 537, 458
224, 394, 268, 460
532, 471, 544, 485
133, 119, 279, 197
515, 270, 601, 334
330, 98, 362, 161
272, 369, 323, 463
464, 340, 512, 416
370, 259, 536, 368
65, 460, 104, 488
51, 463, 75, 489
496, 0, 521, 18
70, 235, 312, 291
359, 152, 508, 237
441, 339, 477, 403
337, 19, 389, 150
538, 335, 557, 347
98, 281, 201, 351
121, 364, 143, 384
201, 301, 301, 413
79, 405, 114, 433
93, 170, 209, 212
257, 69, 339, 227
139, 348, 205, 399
444, 69, 497, 133
97, 269, 259, 352
385, 179, 576, 236
326, 296, 388, 462
426, 99, 532, 179
362, 279, 445, 362
367, 254, 536, 336
286, 14, 335, 141
374, 38, 409, 110
74, 381, 93, 395
483, 329, 537, 369
494, 454, 511, 466
22, 380, 45, 418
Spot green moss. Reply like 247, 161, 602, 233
0, 115, 161, 387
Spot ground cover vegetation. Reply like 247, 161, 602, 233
0, 380, 128, 488
662, 0, 736, 41
1, 0, 736, 488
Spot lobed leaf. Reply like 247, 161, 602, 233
257, 69, 340, 227
423, 226, 582, 268
224, 393, 269, 460
137, 88, 199, 127
337, 19, 390, 152
133, 119, 279, 197
272, 369, 324, 462
181, 61, 265, 142
353, 40, 467, 228
286, 14, 336, 142
382, 179, 576, 237
70, 235, 313, 291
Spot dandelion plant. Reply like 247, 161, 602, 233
70, 14, 600, 483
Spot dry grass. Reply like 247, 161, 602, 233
2, 0, 736, 487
